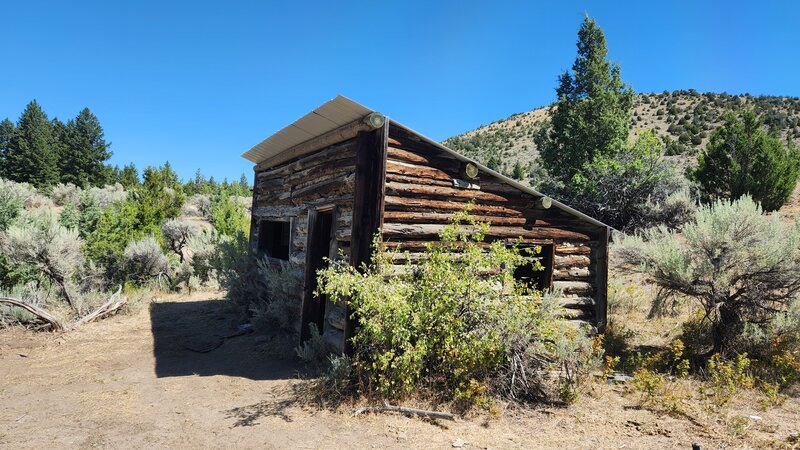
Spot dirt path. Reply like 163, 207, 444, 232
0, 294, 795, 449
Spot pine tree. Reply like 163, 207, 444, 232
0, 118, 15, 178
536, 15, 634, 181
691, 110, 800, 211
60, 108, 112, 187
117, 163, 139, 189
4, 100, 60, 187
512, 161, 525, 180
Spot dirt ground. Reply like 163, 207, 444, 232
1, 293, 797, 449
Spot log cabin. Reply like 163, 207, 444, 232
242, 96, 612, 352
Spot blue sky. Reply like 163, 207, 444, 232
1, 1, 797, 182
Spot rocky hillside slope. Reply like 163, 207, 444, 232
443, 91, 800, 180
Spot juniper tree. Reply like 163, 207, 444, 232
691, 110, 800, 211
536, 15, 634, 182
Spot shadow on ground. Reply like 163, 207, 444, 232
223, 383, 310, 426
150, 299, 297, 380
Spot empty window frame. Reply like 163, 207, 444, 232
513, 243, 554, 291
257, 219, 291, 260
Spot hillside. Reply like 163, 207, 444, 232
443, 91, 800, 180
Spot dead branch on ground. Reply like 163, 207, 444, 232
352, 404, 455, 421
1, 285, 126, 332
0, 297, 66, 331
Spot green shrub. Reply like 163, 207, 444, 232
0, 211, 84, 309
618, 196, 800, 356
558, 130, 683, 230
316, 211, 597, 405
59, 202, 80, 230
0, 188, 23, 231
691, 110, 800, 211
123, 236, 169, 284
210, 193, 249, 238
704, 353, 754, 406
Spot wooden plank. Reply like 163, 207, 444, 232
346, 120, 389, 353
595, 226, 610, 332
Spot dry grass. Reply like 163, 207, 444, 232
1, 291, 798, 448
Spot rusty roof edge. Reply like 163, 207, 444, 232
388, 119, 616, 232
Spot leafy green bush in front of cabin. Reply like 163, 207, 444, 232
315, 210, 599, 407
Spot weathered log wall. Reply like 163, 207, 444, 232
250, 138, 358, 347
382, 125, 608, 326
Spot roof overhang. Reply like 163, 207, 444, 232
241, 95, 373, 163
242, 95, 613, 231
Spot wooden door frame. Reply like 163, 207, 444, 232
300, 206, 338, 342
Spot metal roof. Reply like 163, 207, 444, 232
241, 95, 373, 163
241, 95, 612, 230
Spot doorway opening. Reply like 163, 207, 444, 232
301, 209, 335, 342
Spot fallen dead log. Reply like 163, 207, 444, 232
71, 286, 125, 328
0, 297, 66, 332
0, 285, 126, 332
352, 404, 455, 421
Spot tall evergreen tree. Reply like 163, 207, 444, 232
60, 108, 112, 187
0, 118, 15, 178
536, 15, 634, 182
691, 110, 800, 211
117, 163, 140, 189
4, 100, 60, 187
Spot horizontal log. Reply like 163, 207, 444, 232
553, 280, 594, 295
291, 174, 355, 204
386, 182, 510, 204
386, 161, 453, 182
553, 267, 591, 280
254, 115, 379, 171
555, 244, 593, 255
561, 308, 595, 320
554, 255, 591, 268
386, 173, 453, 188
382, 240, 491, 251
382, 223, 591, 241
283, 159, 355, 187
256, 139, 357, 179
251, 205, 305, 218
292, 170, 355, 192
257, 153, 354, 186
557, 296, 595, 310
385, 195, 524, 217
387, 147, 431, 165
383, 211, 528, 226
